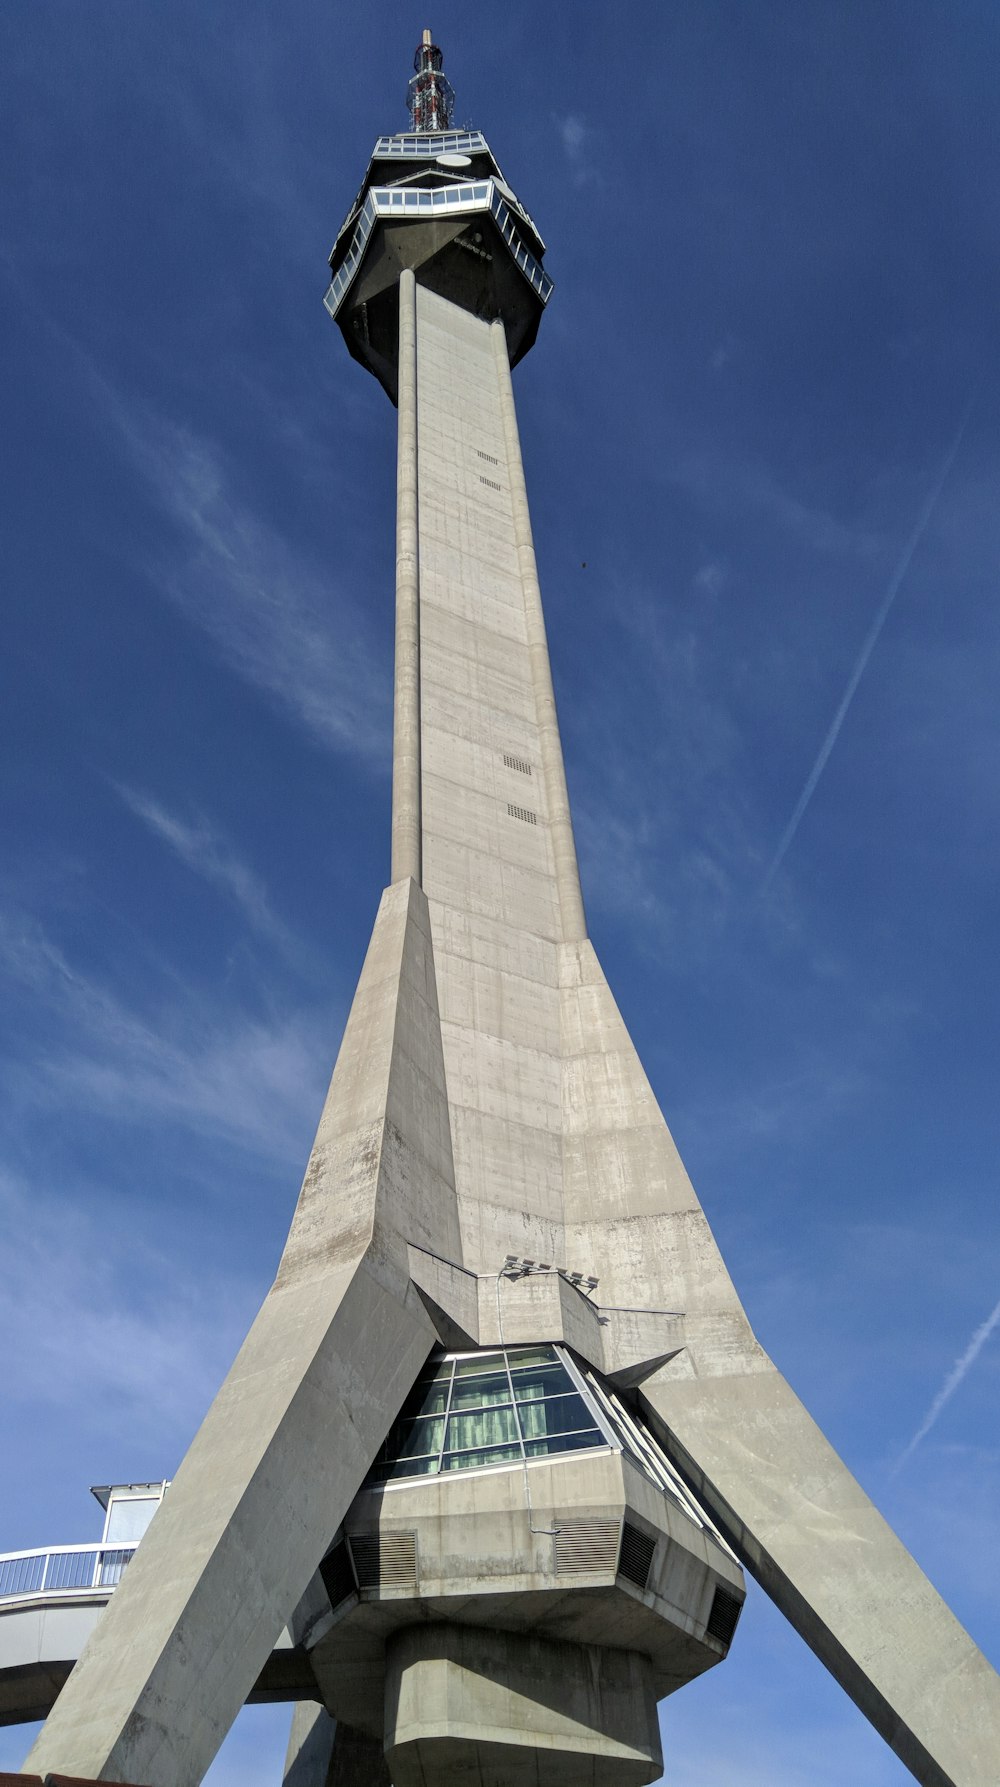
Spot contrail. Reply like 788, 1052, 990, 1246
893, 1293, 1000, 1475
761, 403, 973, 894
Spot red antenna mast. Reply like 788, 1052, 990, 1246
407, 28, 455, 132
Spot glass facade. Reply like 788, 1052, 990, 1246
368, 1345, 607, 1482
366, 1344, 716, 1541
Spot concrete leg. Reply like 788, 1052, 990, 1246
644, 1362, 1000, 1787
284, 1704, 337, 1787
26, 880, 461, 1787
283, 1706, 390, 1787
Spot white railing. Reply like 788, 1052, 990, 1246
0, 1542, 136, 1602
325, 179, 553, 322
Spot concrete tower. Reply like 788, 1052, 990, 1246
23, 32, 1000, 1787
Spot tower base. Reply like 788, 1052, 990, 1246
384, 1625, 662, 1787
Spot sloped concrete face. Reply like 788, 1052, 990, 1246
26, 881, 459, 1787
384, 1625, 662, 1787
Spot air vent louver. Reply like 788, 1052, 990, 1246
554, 1519, 621, 1575
507, 803, 537, 824
617, 1520, 656, 1590
706, 1583, 743, 1647
347, 1531, 417, 1590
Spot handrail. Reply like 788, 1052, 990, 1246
0, 1542, 137, 1602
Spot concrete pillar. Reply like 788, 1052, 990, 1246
25, 880, 459, 1787
392, 268, 421, 887
384, 1623, 661, 1787
283, 1706, 390, 1787
491, 320, 587, 944
284, 1703, 336, 1787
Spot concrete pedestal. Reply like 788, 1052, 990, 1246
384, 1624, 662, 1787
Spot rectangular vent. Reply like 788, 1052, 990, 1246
507, 803, 537, 825
319, 1538, 356, 1610
476, 449, 499, 464
617, 1520, 656, 1591
706, 1583, 743, 1648
347, 1530, 417, 1590
554, 1518, 621, 1575
503, 753, 532, 775
479, 475, 502, 491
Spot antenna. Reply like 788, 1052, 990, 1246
407, 28, 456, 132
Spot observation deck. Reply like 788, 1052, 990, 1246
0, 1486, 313, 1728
327, 117, 552, 400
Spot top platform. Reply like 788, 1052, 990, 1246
326, 128, 552, 403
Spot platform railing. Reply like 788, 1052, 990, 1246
0, 1543, 136, 1602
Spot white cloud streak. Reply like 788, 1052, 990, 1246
0, 911, 326, 1162
130, 412, 389, 762
112, 782, 299, 961
761, 403, 973, 892
894, 1293, 1000, 1474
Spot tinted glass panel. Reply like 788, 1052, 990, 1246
445, 1406, 517, 1451
396, 1415, 444, 1458
442, 1444, 520, 1472
524, 1429, 604, 1458
511, 1363, 570, 1402
454, 1352, 504, 1376
383, 1454, 440, 1480
518, 1394, 592, 1440
450, 1372, 510, 1409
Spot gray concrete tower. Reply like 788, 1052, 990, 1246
24, 31, 1000, 1787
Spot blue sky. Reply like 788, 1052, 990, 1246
2, 3, 999, 1781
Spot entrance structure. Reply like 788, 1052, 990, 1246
24, 33, 1000, 1787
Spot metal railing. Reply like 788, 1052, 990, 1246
0, 1542, 136, 1602
325, 179, 553, 323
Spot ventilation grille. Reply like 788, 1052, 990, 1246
347, 1531, 417, 1590
479, 475, 502, 491
617, 1520, 656, 1590
507, 803, 537, 825
705, 1584, 743, 1648
503, 753, 532, 775
554, 1519, 621, 1575
476, 449, 499, 465
319, 1538, 356, 1610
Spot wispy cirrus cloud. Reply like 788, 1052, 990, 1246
114, 403, 390, 764
555, 112, 601, 187
761, 402, 973, 892
0, 910, 327, 1162
111, 782, 301, 963
894, 1293, 1000, 1474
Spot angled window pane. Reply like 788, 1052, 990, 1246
393, 1414, 445, 1459
441, 1443, 521, 1472
450, 1371, 511, 1409
510, 1363, 570, 1402
454, 1352, 504, 1376
504, 1346, 558, 1369
382, 1454, 440, 1480
517, 1393, 591, 1441
524, 1429, 604, 1458
445, 1405, 517, 1451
